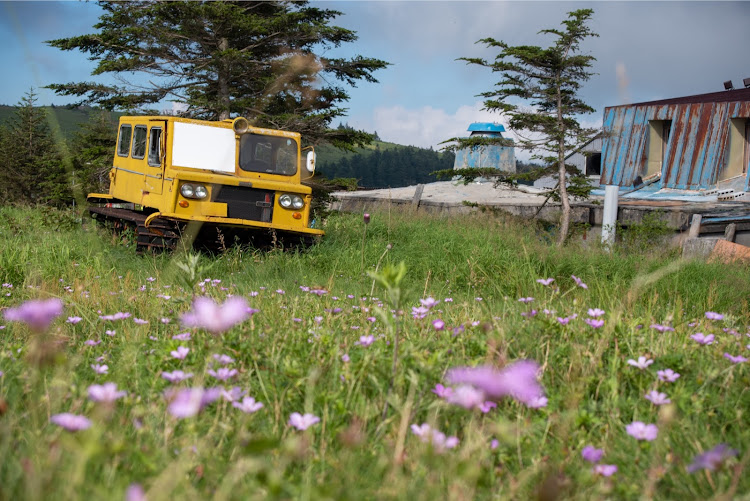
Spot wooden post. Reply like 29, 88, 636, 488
724, 223, 737, 242
688, 214, 702, 238
412, 184, 424, 208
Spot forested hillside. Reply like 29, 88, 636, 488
0, 104, 453, 190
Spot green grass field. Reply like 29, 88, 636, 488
0, 205, 749, 500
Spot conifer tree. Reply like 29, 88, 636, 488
0, 89, 71, 206
71, 110, 117, 195
444, 9, 598, 245
46, 1, 388, 148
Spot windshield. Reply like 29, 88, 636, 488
239, 134, 298, 176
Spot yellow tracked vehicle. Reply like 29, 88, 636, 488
88, 116, 323, 252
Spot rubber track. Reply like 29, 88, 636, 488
89, 207, 180, 253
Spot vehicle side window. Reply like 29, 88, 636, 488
131, 125, 148, 159
117, 125, 132, 157
147, 127, 162, 167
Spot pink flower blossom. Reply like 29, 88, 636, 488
212, 354, 234, 365
571, 275, 588, 289
445, 385, 486, 409
98, 312, 131, 321
625, 421, 658, 441
432, 383, 453, 399
587, 308, 605, 317
410, 423, 459, 452
445, 360, 544, 406
518, 297, 534, 303
585, 318, 604, 328
4, 298, 64, 331
411, 306, 429, 319
356, 335, 375, 347
166, 387, 221, 418
581, 445, 604, 463
557, 317, 571, 326
88, 382, 127, 402
125, 483, 147, 501
233, 396, 264, 413
705, 311, 724, 321
478, 401, 497, 413
650, 323, 675, 333
536, 278, 554, 286
341, 353, 350, 363
644, 390, 671, 405
172, 332, 191, 341
592, 464, 618, 477
67, 316, 82, 324
420, 297, 439, 309
657, 369, 680, 382
690, 332, 715, 345
84, 339, 101, 346
170, 346, 189, 360
688, 444, 738, 473
724, 353, 748, 364
288, 412, 320, 430
133, 318, 148, 325
161, 370, 193, 383
91, 363, 109, 375
180, 296, 251, 334
527, 395, 548, 408
207, 367, 238, 381
627, 356, 653, 370
51, 413, 91, 431
432, 319, 445, 331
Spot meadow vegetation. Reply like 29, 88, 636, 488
0, 205, 749, 500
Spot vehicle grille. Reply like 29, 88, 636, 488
213, 186, 274, 223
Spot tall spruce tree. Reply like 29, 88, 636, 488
0, 89, 71, 206
446, 9, 598, 246
46, 1, 388, 148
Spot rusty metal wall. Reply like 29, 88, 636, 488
600, 100, 750, 190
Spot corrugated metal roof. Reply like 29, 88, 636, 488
600, 99, 750, 190
608, 88, 750, 108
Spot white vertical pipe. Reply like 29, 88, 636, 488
601, 185, 619, 247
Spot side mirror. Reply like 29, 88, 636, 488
306, 150, 316, 174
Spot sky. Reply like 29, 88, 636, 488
2, 1, 750, 156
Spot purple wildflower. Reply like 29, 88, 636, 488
356, 335, 375, 347
180, 296, 250, 335
650, 323, 675, 333
687, 444, 739, 473
432, 319, 445, 331
341, 353, 350, 363
571, 275, 588, 289
207, 367, 238, 381
420, 297, 438, 309
585, 318, 604, 328
625, 421, 658, 441
50, 413, 91, 431
432, 383, 453, 399
125, 483, 147, 501
410, 423, 458, 453
592, 464, 618, 477
212, 354, 234, 365
445, 385, 486, 409
644, 390, 671, 405
363, 213, 370, 225
536, 278, 554, 286
288, 412, 320, 430
91, 363, 109, 375
478, 401, 497, 413
690, 332, 715, 345
724, 353, 748, 364
172, 332, 191, 341
161, 370, 193, 383
587, 308, 605, 317
411, 306, 429, 319
233, 397, 264, 414
4, 298, 64, 331
133, 318, 148, 325
518, 297, 534, 303
98, 312, 131, 321
557, 317, 571, 326
84, 339, 101, 346
657, 369, 680, 382
105, 329, 116, 336
170, 346, 189, 360
67, 316, 82, 324
88, 382, 127, 403
445, 360, 544, 406
166, 387, 221, 418
581, 445, 604, 463
627, 356, 653, 370
527, 395, 548, 408
705, 311, 724, 321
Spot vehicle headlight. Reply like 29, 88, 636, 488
292, 196, 304, 209
194, 185, 208, 199
181, 183, 208, 200
279, 194, 293, 208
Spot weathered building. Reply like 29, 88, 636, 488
600, 88, 750, 198
453, 122, 516, 173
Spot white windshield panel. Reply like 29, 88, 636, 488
172, 122, 236, 174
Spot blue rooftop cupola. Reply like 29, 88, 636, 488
453, 122, 516, 172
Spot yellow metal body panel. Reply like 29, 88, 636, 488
101, 116, 323, 238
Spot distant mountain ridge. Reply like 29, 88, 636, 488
0, 105, 452, 188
